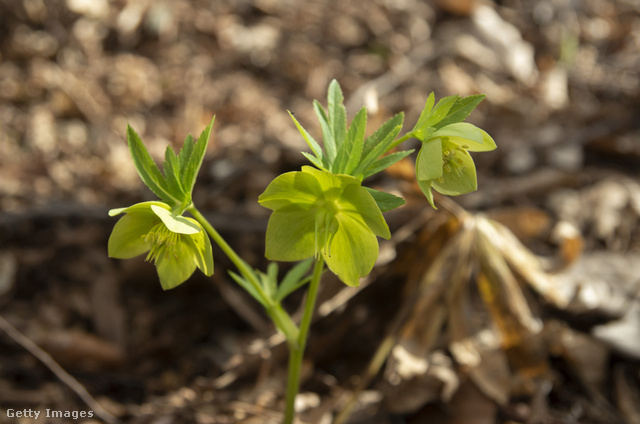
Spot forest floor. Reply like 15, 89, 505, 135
1, 0, 640, 423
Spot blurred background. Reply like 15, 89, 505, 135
1, 0, 639, 423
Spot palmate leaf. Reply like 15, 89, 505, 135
127, 125, 180, 206
435, 94, 486, 129
181, 116, 215, 196
127, 117, 214, 212
353, 113, 404, 179
423, 95, 458, 129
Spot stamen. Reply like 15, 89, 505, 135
144, 223, 182, 264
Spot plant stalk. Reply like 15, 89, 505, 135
188, 206, 299, 341
283, 256, 324, 424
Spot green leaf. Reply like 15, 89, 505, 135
342, 106, 367, 175
435, 94, 485, 129
363, 149, 414, 179
229, 271, 268, 307
354, 113, 404, 178
301, 152, 328, 171
163, 145, 186, 201
412, 92, 435, 133
314, 100, 337, 164
327, 80, 347, 151
178, 134, 195, 172
364, 187, 406, 212
181, 116, 214, 196
126, 125, 178, 205
275, 258, 314, 302
264, 262, 279, 298
361, 113, 404, 159
289, 112, 324, 163
423, 95, 459, 128
416, 138, 443, 181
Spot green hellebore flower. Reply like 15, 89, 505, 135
416, 123, 497, 208
108, 201, 213, 290
258, 166, 391, 287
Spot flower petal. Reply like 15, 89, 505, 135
301, 166, 358, 193
108, 201, 169, 217
155, 252, 198, 290
182, 219, 214, 277
338, 184, 390, 239
430, 123, 483, 145
108, 213, 157, 259
431, 148, 478, 195
417, 179, 437, 209
265, 206, 317, 261
258, 170, 323, 211
416, 138, 443, 181
150, 204, 200, 234
325, 213, 379, 287
444, 129, 497, 152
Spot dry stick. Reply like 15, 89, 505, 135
0, 315, 121, 424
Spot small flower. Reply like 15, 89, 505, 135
258, 166, 391, 287
415, 123, 496, 208
108, 201, 213, 290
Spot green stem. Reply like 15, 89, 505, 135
189, 206, 260, 289
388, 132, 415, 151
188, 205, 299, 342
283, 256, 324, 424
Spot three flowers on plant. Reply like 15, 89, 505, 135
108, 80, 496, 291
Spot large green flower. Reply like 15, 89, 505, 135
258, 166, 391, 287
416, 123, 497, 208
108, 201, 213, 290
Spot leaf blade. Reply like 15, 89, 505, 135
126, 124, 178, 205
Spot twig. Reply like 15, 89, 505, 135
0, 314, 121, 424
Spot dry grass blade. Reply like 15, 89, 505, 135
474, 217, 542, 340
487, 217, 573, 308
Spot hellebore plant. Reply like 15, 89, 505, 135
107, 80, 496, 424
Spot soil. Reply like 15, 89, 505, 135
1, 0, 640, 423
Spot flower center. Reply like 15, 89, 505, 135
144, 223, 182, 264
314, 207, 339, 258
440, 140, 469, 181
